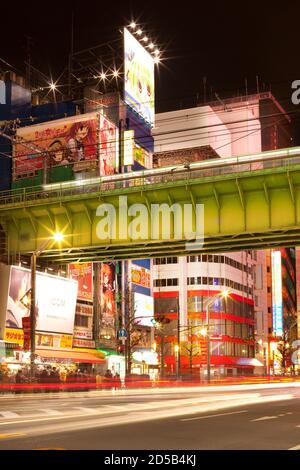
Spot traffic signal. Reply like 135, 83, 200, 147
117, 344, 125, 354
151, 315, 171, 326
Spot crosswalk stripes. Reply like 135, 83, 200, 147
0, 411, 20, 418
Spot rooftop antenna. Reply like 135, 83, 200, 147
203, 76, 207, 104
256, 75, 260, 95
25, 35, 33, 89
214, 92, 231, 112
68, 10, 74, 97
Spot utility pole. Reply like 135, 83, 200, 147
177, 297, 181, 378
30, 252, 36, 381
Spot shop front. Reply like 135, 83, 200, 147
131, 349, 159, 380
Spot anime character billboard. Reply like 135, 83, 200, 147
68, 263, 93, 302
124, 28, 155, 126
100, 263, 116, 340
13, 114, 98, 178
99, 114, 118, 176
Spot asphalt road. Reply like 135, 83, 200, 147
0, 383, 300, 450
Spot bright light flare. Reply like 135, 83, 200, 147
136, 29, 142, 35
53, 232, 64, 242
174, 344, 180, 353
154, 49, 160, 56
100, 72, 106, 80
49, 82, 57, 91
113, 70, 119, 78
130, 22, 136, 29
199, 327, 208, 337
221, 289, 230, 298
154, 56, 161, 64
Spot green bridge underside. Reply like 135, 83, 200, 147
1, 163, 300, 262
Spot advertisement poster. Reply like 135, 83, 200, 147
134, 292, 154, 327
131, 265, 151, 289
271, 251, 283, 336
68, 263, 93, 302
99, 114, 118, 176
124, 27, 155, 126
6, 266, 78, 335
13, 114, 98, 178
100, 263, 116, 339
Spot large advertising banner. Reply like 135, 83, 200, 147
131, 265, 151, 289
6, 266, 78, 335
124, 27, 155, 126
13, 113, 98, 178
68, 263, 93, 302
100, 263, 116, 338
99, 114, 118, 176
134, 292, 154, 327
271, 251, 283, 336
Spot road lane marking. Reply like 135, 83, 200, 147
180, 410, 248, 421
0, 411, 20, 418
289, 443, 300, 450
74, 407, 99, 414
39, 409, 63, 416
251, 416, 278, 422
0, 433, 26, 439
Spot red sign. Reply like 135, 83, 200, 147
22, 317, 31, 351
68, 263, 93, 302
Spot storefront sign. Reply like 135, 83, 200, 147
73, 327, 93, 340
72, 338, 96, 349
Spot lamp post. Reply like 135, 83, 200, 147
29, 232, 64, 381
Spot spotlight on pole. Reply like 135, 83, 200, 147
49, 82, 57, 91
53, 232, 64, 242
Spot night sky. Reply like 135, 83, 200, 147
1, 1, 299, 130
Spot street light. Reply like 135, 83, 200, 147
205, 289, 230, 383
30, 232, 64, 380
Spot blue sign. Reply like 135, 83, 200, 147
119, 328, 127, 338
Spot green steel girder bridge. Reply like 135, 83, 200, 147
0, 147, 300, 263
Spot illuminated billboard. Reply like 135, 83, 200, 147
13, 112, 119, 179
6, 266, 78, 335
131, 265, 151, 289
134, 292, 154, 327
13, 113, 98, 178
100, 263, 116, 339
271, 251, 283, 336
68, 262, 93, 302
124, 27, 155, 126
99, 114, 119, 175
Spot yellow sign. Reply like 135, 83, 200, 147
4, 328, 23, 346
4, 329, 73, 349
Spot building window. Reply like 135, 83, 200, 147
75, 314, 89, 328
